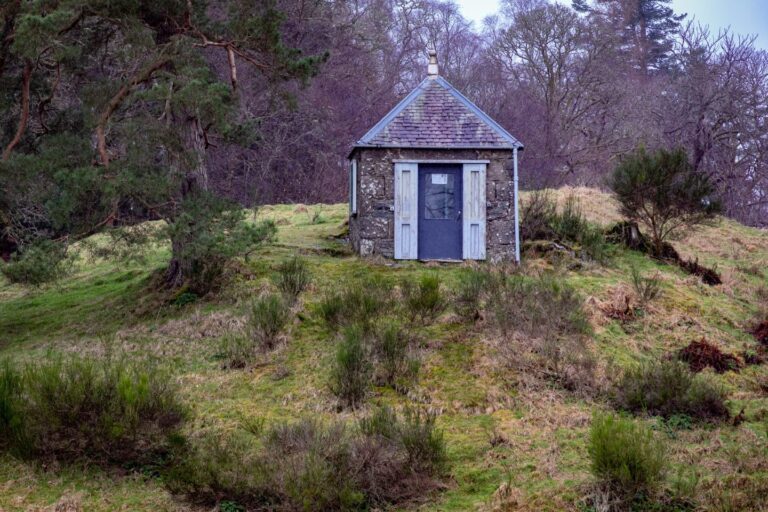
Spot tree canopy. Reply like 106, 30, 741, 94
0, 0, 325, 288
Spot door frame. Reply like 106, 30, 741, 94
393, 160, 488, 261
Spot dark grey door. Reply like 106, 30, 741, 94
418, 164, 462, 260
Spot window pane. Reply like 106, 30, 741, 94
424, 173, 455, 219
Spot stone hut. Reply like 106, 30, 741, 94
348, 51, 524, 262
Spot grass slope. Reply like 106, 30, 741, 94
1, 188, 766, 511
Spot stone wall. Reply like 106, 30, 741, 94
349, 147, 516, 262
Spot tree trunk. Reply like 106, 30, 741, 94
164, 113, 209, 289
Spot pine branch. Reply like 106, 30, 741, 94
96, 57, 171, 168
2, 59, 33, 161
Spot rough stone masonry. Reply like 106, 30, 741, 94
348, 147, 516, 262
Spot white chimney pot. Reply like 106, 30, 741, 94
427, 49, 439, 77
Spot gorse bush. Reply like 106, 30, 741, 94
588, 412, 666, 499
274, 255, 311, 303
219, 333, 256, 369
487, 270, 595, 391
453, 268, 489, 322
370, 321, 419, 391
610, 146, 720, 258
331, 320, 421, 407
487, 271, 590, 340
400, 274, 446, 325
0, 356, 184, 464
520, 192, 611, 262
330, 326, 372, 408
248, 293, 290, 351
359, 405, 447, 474
520, 190, 558, 241
318, 275, 394, 332
554, 196, 612, 263
615, 359, 729, 421
169, 411, 447, 510
0, 240, 72, 286
630, 265, 662, 305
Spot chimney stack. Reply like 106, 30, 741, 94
427, 49, 438, 77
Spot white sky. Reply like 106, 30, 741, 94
455, 0, 768, 48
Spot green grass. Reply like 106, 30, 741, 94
1, 193, 767, 511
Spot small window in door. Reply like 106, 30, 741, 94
424, 173, 456, 219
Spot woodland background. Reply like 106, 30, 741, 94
201, 0, 768, 226
1, 0, 766, 272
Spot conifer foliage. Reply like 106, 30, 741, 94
0, 1, 325, 290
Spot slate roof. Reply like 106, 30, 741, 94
353, 76, 523, 151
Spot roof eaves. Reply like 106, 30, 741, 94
357, 78, 431, 145
435, 77, 524, 149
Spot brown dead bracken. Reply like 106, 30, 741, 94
753, 321, 768, 346
678, 338, 742, 373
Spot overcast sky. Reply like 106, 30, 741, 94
455, 0, 768, 48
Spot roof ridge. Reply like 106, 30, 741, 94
434, 77, 523, 149
353, 75, 523, 152
357, 78, 431, 145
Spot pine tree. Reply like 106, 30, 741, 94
0, 1, 325, 290
573, 0, 686, 74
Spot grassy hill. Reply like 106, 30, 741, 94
0, 187, 766, 511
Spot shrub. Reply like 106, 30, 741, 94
520, 192, 610, 262
264, 420, 363, 509
554, 196, 611, 262
395, 408, 447, 474
359, 406, 447, 474
330, 326, 372, 408
0, 240, 72, 286
588, 412, 666, 499
551, 195, 591, 243
615, 359, 729, 421
630, 265, 662, 306
401, 274, 446, 325
219, 333, 255, 369
248, 294, 290, 351
168, 413, 447, 510
317, 291, 345, 327
274, 255, 311, 303
488, 271, 595, 391
452, 268, 489, 322
0, 356, 185, 464
318, 275, 393, 332
488, 271, 589, 340
370, 321, 419, 392
610, 146, 720, 258
520, 190, 557, 241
